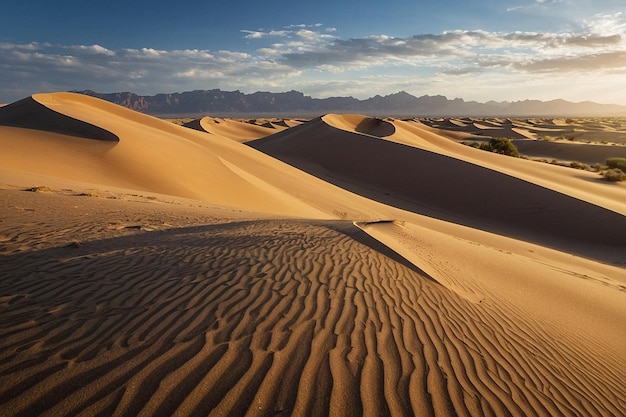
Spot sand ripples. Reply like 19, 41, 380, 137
1, 220, 623, 416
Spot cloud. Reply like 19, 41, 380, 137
583, 12, 626, 36
241, 30, 290, 39
0, 17, 625, 104
507, 0, 562, 12
513, 51, 626, 72
70, 44, 116, 56
275, 26, 625, 71
0, 42, 300, 100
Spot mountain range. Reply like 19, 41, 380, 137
75, 89, 626, 117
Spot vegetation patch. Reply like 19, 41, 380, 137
23, 185, 53, 193
569, 161, 592, 171
606, 157, 626, 173
466, 137, 520, 157
602, 168, 626, 182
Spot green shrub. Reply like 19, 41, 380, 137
467, 137, 520, 157
569, 161, 591, 171
603, 168, 626, 182
488, 137, 520, 157
592, 163, 603, 172
606, 157, 626, 173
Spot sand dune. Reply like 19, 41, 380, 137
0, 93, 349, 217
1, 94, 625, 417
250, 115, 626, 262
421, 116, 626, 163
0, 96, 118, 141
182, 117, 291, 142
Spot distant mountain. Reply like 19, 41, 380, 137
75, 89, 626, 117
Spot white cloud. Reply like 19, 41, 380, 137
0, 19, 625, 104
71, 44, 115, 56
583, 12, 626, 36
241, 29, 290, 39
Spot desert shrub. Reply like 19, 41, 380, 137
592, 163, 604, 172
465, 138, 520, 157
487, 137, 520, 157
24, 185, 52, 193
569, 161, 591, 171
603, 168, 626, 182
606, 157, 626, 173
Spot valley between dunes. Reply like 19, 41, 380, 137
1, 92, 625, 416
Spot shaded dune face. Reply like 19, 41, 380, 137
181, 116, 287, 142
181, 118, 207, 133
355, 117, 396, 137
513, 140, 626, 165
1, 220, 623, 417
250, 118, 626, 258
0, 97, 119, 142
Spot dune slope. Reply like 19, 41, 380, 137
0, 96, 118, 141
0, 93, 341, 217
250, 115, 626, 262
183, 116, 286, 142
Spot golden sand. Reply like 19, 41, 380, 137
1, 93, 625, 416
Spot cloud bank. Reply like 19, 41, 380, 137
1, 14, 625, 104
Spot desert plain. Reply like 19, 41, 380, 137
1, 92, 625, 416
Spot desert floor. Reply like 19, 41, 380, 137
1, 93, 625, 416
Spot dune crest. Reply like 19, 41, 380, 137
322, 114, 396, 137
250, 115, 626, 263
0, 96, 118, 141
183, 116, 286, 142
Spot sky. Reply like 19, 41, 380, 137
1, 0, 626, 104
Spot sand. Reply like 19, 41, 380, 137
420, 116, 626, 164
182, 117, 302, 142
1, 93, 625, 416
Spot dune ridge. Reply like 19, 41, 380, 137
0, 93, 350, 217
182, 116, 291, 142
0, 96, 119, 141
250, 115, 626, 262
184, 116, 282, 142
419, 117, 626, 165
1, 94, 625, 417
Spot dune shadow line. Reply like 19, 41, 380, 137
250, 119, 626, 265
0, 97, 119, 142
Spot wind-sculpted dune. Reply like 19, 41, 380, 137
0, 96, 119, 141
250, 115, 626, 261
1, 94, 625, 417
182, 116, 290, 142
420, 116, 626, 164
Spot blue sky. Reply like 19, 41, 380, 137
1, 0, 626, 104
